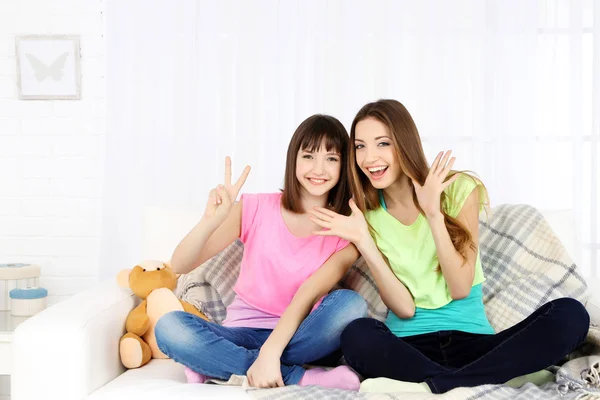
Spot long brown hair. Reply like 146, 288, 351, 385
348, 99, 487, 263
282, 114, 351, 216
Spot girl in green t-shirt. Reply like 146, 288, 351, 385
308, 99, 589, 394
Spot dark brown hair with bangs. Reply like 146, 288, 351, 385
281, 114, 351, 215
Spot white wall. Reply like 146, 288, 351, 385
104, 0, 598, 279
0, 0, 597, 307
0, 0, 105, 305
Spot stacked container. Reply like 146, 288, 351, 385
0, 263, 42, 312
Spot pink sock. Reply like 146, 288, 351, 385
184, 366, 209, 384
298, 366, 360, 391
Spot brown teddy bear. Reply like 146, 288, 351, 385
116, 260, 209, 368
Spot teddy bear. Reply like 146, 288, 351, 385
116, 260, 209, 368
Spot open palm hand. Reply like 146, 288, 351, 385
307, 199, 370, 245
412, 150, 459, 218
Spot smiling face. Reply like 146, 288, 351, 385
354, 117, 402, 189
347, 100, 431, 213
281, 114, 351, 215
295, 141, 341, 198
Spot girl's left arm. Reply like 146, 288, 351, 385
246, 244, 359, 387
428, 188, 480, 300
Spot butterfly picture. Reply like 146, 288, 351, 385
16, 35, 81, 100
25, 52, 69, 82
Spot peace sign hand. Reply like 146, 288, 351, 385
203, 157, 251, 224
412, 150, 459, 219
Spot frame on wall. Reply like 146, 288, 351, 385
15, 35, 81, 100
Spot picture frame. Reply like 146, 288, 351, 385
15, 35, 81, 100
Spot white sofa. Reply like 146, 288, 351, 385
12, 207, 250, 400
10, 280, 249, 400
10, 208, 600, 400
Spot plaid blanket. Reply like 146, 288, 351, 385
176, 204, 600, 399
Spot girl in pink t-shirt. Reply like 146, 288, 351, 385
155, 115, 367, 390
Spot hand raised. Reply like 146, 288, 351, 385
222, 156, 251, 205
412, 150, 459, 218
203, 156, 251, 223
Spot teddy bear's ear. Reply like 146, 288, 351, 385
116, 269, 132, 288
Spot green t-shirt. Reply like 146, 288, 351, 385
366, 173, 494, 336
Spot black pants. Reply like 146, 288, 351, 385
341, 298, 589, 394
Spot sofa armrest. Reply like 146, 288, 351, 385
11, 280, 136, 400
586, 277, 600, 327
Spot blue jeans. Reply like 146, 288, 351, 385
155, 289, 367, 385
341, 297, 590, 394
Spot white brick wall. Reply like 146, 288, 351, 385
0, 0, 106, 305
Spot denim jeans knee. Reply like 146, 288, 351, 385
155, 310, 198, 356
332, 289, 368, 320
323, 290, 368, 337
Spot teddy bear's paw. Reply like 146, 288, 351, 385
120, 333, 152, 368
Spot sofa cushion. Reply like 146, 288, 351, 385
86, 359, 250, 400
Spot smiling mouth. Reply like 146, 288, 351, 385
307, 177, 328, 185
367, 166, 388, 179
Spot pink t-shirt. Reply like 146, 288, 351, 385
221, 192, 349, 329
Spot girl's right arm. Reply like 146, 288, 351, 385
353, 234, 415, 318
309, 200, 416, 318
171, 157, 250, 275
170, 199, 243, 274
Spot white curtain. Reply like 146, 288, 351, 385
103, 0, 599, 279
